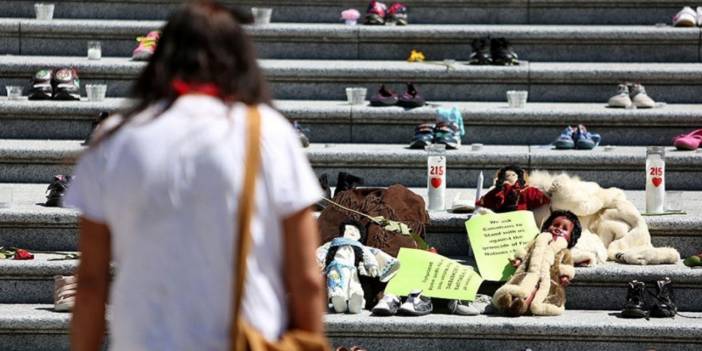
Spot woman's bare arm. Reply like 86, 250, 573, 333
71, 217, 111, 351
282, 208, 326, 333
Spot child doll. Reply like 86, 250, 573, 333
316, 220, 400, 314
492, 210, 582, 316
476, 165, 550, 213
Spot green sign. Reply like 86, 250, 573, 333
385, 248, 483, 301
465, 211, 539, 281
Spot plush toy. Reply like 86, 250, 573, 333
493, 210, 581, 316
316, 220, 400, 313
528, 171, 680, 266
476, 165, 550, 214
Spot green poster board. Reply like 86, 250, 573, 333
384, 248, 483, 301
465, 211, 539, 281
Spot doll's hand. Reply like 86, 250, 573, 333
358, 265, 368, 276
510, 258, 522, 268
367, 265, 379, 277
559, 275, 571, 287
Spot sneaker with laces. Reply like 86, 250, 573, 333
397, 83, 425, 108
553, 126, 576, 150
608, 83, 633, 108
132, 31, 160, 61
574, 124, 601, 150
54, 275, 78, 312
399, 289, 433, 316
621, 280, 648, 318
447, 294, 491, 316
27, 69, 54, 100
52, 68, 81, 101
364, 0, 387, 25
630, 83, 655, 109
469, 38, 491, 65
434, 121, 461, 150
490, 38, 518, 66
408, 123, 435, 149
45, 175, 73, 207
649, 277, 677, 318
370, 84, 399, 106
386, 2, 408, 25
673, 7, 697, 27
371, 294, 401, 316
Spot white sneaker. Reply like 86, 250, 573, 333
673, 7, 696, 27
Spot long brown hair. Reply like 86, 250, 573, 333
93, 0, 270, 145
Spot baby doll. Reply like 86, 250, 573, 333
316, 220, 400, 314
476, 165, 550, 213
492, 210, 582, 316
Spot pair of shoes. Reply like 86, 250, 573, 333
469, 37, 519, 66
553, 125, 601, 150
365, 1, 408, 25
622, 277, 677, 319
408, 122, 461, 150
45, 175, 73, 207
132, 31, 160, 61
447, 294, 492, 316
27, 68, 81, 101
292, 121, 310, 148
54, 275, 78, 312
673, 129, 702, 151
371, 290, 433, 316
607, 83, 656, 108
370, 83, 426, 108
673, 7, 702, 27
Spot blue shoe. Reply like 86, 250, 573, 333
434, 121, 460, 150
409, 123, 435, 149
575, 124, 601, 150
553, 126, 575, 149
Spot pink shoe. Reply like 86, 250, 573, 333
673, 129, 702, 150
132, 31, 160, 61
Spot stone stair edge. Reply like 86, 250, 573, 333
2, 98, 702, 126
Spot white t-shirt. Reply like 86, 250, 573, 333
65, 95, 322, 351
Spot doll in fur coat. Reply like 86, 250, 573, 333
528, 171, 680, 266
493, 210, 581, 316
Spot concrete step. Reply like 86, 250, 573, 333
0, 254, 76, 304
0, 304, 699, 351
0, 0, 691, 25
2, 19, 698, 62
2, 184, 701, 257
4, 56, 702, 102
2, 98, 702, 146
1, 140, 700, 189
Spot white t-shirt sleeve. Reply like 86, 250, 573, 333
63, 149, 107, 223
260, 105, 322, 218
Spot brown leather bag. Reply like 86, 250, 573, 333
230, 107, 330, 351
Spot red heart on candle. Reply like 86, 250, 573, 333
652, 177, 662, 187
431, 178, 442, 188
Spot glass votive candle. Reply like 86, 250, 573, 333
87, 41, 102, 60
34, 3, 55, 20
251, 7, 273, 24
5, 86, 23, 100
86, 84, 107, 101
506, 90, 528, 108
345, 87, 367, 105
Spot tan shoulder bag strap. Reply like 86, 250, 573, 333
230, 106, 262, 343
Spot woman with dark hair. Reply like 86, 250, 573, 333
66, 1, 326, 350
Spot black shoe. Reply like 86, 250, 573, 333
649, 277, 677, 318
28, 69, 54, 100
334, 172, 363, 198
370, 85, 399, 107
398, 289, 433, 316
621, 280, 649, 318
52, 68, 81, 100
314, 173, 332, 211
292, 121, 310, 148
397, 83, 425, 109
45, 175, 73, 207
490, 38, 519, 66
81, 111, 109, 146
468, 38, 491, 65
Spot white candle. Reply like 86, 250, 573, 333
88, 48, 101, 60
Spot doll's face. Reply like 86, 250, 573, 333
547, 216, 574, 244
342, 225, 361, 241
504, 170, 519, 185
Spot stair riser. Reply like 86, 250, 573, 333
0, 334, 69, 351
5, 35, 698, 63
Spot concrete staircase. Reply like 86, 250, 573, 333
1, 1, 702, 350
